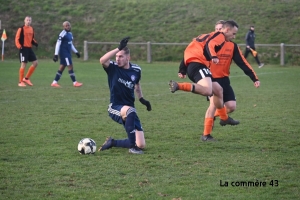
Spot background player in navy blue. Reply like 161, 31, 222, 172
51, 21, 82, 87
98, 37, 151, 154
244, 26, 264, 68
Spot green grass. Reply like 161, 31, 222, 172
1, 0, 300, 64
0, 60, 300, 199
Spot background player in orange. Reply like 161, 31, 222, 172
15, 16, 38, 87
170, 20, 240, 126
202, 20, 260, 141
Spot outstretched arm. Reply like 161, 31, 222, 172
99, 48, 119, 68
232, 43, 260, 86
100, 37, 130, 68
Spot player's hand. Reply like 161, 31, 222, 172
178, 73, 186, 79
53, 55, 58, 62
212, 58, 219, 64
76, 52, 80, 58
118, 36, 130, 50
246, 45, 250, 49
139, 97, 151, 111
254, 81, 260, 88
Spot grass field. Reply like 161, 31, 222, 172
2, 0, 300, 64
0, 60, 299, 199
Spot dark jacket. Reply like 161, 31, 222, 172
245, 29, 255, 48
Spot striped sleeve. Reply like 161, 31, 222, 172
54, 30, 66, 55
205, 32, 225, 59
232, 43, 259, 82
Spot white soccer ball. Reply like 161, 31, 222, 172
78, 138, 97, 154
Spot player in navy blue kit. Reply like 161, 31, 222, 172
98, 37, 152, 154
51, 21, 82, 87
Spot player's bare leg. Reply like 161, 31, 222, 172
135, 130, 145, 149
169, 77, 212, 96
212, 82, 239, 126
202, 96, 217, 141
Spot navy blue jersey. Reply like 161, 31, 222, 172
104, 61, 141, 107
54, 30, 78, 57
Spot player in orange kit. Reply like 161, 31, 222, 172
201, 20, 260, 141
169, 20, 240, 129
15, 16, 38, 87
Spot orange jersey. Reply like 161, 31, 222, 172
209, 41, 259, 82
15, 25, 37, 49
184, 31, 225, 67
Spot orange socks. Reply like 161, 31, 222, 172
217, 107, 228, 121
25, 66, 36, 79
178, 82, 192, 92
19, 68, 25, 83
203, 118, 214, 136
214, 109, 220, 117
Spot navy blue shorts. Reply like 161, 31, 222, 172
59, 54, 73, 66
107, 103, 143, 131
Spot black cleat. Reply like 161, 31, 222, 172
219, 117, 240, 126
129, 146, 144, 154
98, 136, 114, 151
201, 134, 216, 142
169, 80, 179, 93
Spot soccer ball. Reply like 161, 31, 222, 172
77, 138, 97, 154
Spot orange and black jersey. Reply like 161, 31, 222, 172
15, 25, 38, 49
209, 41, 259, 82
184, 31, 225, 67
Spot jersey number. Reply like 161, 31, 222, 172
199, 68, 211, 78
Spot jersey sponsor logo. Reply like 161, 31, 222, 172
118, 78, 134, 89
219, 54, 231, 58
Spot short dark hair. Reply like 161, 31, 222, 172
122, 46, 130, 55
250, 25, 254, 28
223, 20, 239, 29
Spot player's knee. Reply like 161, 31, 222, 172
226, 107, 236, 113
33, 60, 38, 66
225, 104, 236, 113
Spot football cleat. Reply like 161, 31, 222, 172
258, 63, 264, 68
219, 117, 240, 126
23, 78, 33, 86
201, 134, 216, 142
18, 82, 26, 87
51, 83, 61, 87
129, 146, 144, 154
98, 137, 114, 151
169, 80, 179, 93
73, 82, 83, 87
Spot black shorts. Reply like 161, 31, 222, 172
212, 77, 236, 102
19, 47, 37, 63
187, 62, 212, 83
